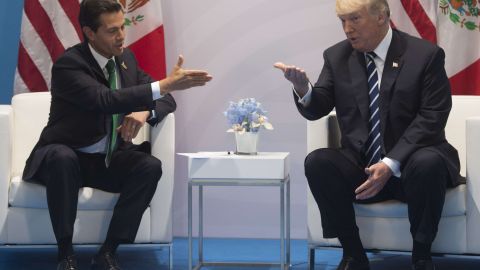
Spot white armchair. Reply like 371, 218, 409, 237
306, 96, 480, 268
0, 92, 175, 268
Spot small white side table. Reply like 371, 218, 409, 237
181, 152, 291, 270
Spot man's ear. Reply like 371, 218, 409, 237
82, 26, 95, 41
377, 13, 387, 26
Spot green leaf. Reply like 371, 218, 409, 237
450, 13, 460, 23
465, 21, 478, 30
124, 18, 132, 26
136, 15, 144, 22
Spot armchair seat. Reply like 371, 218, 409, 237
354, 185, 466, 218
9, 176, 119, 210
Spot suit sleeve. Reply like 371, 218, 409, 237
51, 54, 154, 114
387, 47, 452, 164
134, 57, 177, 126
294, 51, 335, 120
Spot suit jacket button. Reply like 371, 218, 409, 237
357, 141, 363, 145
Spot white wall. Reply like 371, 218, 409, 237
161, 0, 344, 239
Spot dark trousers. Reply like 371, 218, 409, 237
305, 147, 449, 244
34, 144, 162, 244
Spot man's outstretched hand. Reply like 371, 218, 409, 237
274, 62, 310, 96
160, 55, 213, 95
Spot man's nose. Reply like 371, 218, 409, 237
343, 21, 354, 34
118, 28, 125, 40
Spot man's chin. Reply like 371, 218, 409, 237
113, 47, 124, 56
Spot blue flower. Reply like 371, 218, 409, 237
224, 98, 273, 133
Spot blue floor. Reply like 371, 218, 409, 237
0, 238, 479, 269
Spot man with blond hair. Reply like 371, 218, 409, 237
275, 0, 461, 269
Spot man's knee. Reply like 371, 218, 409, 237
305, 148, 335, 179
405, 149, 445, 176
403, 148, 448, 188
45, 144, 79, 169
142, 155, 163, 182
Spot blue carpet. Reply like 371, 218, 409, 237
0, 238, 479, 269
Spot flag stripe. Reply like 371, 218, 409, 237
400, 0, 437, 43
449, 59, 480, 95
128, 26, 166, 80
20, 13, 54, 87
24, 0, 65, 62
15, 0, 166, 95
17, 43, 49, 92
59, 0, 83, 41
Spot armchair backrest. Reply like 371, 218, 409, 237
11, 92, 149, 177
444, 96, 480, 176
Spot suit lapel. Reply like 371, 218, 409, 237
81, 42, 109, 86
115, 55, 129, 88
349, 50, 370, 125
379, 30, 405, 137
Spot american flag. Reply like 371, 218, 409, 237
14, 0, 166, 95
388, 0, 480, 95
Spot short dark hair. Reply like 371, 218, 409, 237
79, 0, 123, 40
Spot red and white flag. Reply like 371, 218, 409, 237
388, 0, 480, 95
14, 0, 166, 95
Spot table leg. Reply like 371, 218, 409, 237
287, 176, 291, 268
199, 185, 204, 263
280, 181, 285, 270
188, 182, 193, 270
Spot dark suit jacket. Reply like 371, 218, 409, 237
295, 29, 461, 186
23, 41, 176, 181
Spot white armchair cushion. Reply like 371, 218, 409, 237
8, 176, 119, 210
354, 185, 466, 218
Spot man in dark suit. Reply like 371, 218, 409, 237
275, 0, 460, 270
22, 0, 212, 269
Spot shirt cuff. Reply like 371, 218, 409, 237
382, 157, 401, 178
294, 83, 312, 106
148, 110, 156, 121
151, 81, 163, 100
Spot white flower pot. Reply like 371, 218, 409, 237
235, 132, 259, 155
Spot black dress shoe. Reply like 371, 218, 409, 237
57, 255, 79, 270
412, 260, 436, 270
336, 256, 370, 270
91, 251, 121, 270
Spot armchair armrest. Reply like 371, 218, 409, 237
307, 112, 340, 153
466, 116, 480, 253
0, 105, 12, 243
149, 113, 175, 243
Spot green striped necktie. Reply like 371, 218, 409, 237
105, 59, 118, 167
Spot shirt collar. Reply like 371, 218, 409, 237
88, 43, 114, 70
370, 26, 392, 62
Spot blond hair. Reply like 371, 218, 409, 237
336, 0, 390, 17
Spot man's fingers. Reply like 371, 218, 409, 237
176, 55, 184, 68
184, 70, 210, 76
355, 179, 371, 194
273, 62, 287, 72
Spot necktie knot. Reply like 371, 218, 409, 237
105, 59, 116, 76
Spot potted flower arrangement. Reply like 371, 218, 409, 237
224, 98, 273, 154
